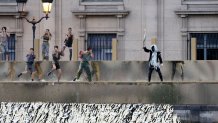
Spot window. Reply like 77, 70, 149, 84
87, 34, 116, 61
82, 0, 122, 2
191, 33, 218, 60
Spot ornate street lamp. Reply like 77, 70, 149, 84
16, 0, 28, 17
42, 0, 53, 18
16, 0, 53, 52
16, 0, 27, 12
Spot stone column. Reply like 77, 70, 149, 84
55, 0, 62, 46
78, 15, 86, 51
117, 15, 125, 60
181, 14, 188, 60
157, 0, 164, 58
15, 15, 24, 61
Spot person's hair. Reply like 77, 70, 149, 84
30, 48, 34, 51
54, 45, 58, 49
45, 29, 52, 36
87, 47, 92, 51
68, 27, 72, 30
2, 27, 6, 31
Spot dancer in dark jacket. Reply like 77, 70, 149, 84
143, 44, 163, 82
47, 45, 65, 82
63, 27, 73, 61
17, 48, 35, 81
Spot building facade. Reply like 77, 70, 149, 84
0, 0, 218, 61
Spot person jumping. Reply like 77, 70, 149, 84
17, 48, 35, 81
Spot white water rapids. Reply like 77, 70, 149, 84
0, 102, 180, 123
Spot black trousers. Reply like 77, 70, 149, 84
148, 66, 163, 82
69, 49, 72, 61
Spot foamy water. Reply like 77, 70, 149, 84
0, 102, 180, 123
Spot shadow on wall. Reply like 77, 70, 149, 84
147, 84, 182, 104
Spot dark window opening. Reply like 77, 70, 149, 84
191, 33, 218, 60
87, 33, 116, 61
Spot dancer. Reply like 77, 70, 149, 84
63, 27, 73, 61
73, 47, 94, 82
17, 48, 35, 81
171, 61, 184, 81
0, 27, 10, 61
31, 61, 45, 82
91, 61, 100, 81
47, 45, 64, 82
42, 29, 52, 60
143, 44, 163, 82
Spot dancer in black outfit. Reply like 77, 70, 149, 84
143, 44, 163, 82
63, 27, 73, 61
47, 45, 65, 82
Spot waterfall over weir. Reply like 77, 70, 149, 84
0, 102, 180, 123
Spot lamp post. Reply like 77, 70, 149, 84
16, 0, 53, 51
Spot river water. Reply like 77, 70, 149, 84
0, 102, 180, 123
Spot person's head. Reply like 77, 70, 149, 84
87, 47, 92, 52
46, 29, 50, 33
151, 45, 158, 52
79, 50, 84, 55
54, 45, 59, 51
68, 27, 72, 33
2, 27, 7, 32
30, 48, 34, 53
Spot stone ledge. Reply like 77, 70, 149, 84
175, 9, 218, 15
80, 2, 124, 6
182, 0, 218, 5
72, 10, 129, 16
1, 81, 218, 84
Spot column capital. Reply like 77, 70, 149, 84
116, 15, 123, 18
181, 14, 188, 18
78, 15, 86, 18
181, 31, 188, 37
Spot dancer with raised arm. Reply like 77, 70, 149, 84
42, 29, 52, 60
143, 44, 163, 82
73, 47, 94, 82
63, 27, 73, 61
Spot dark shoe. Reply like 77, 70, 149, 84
17, 73, 22, 78
47, 72, 52, 76
73, 78, 77, 81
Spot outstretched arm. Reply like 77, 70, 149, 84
143, 46, 150, 53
